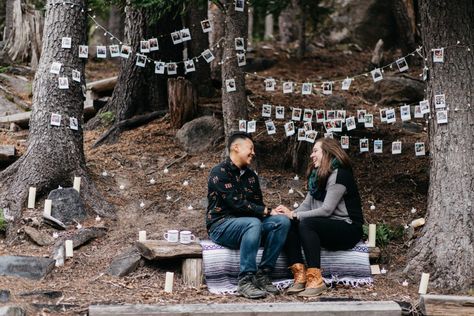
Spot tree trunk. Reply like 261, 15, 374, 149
168, 78, 197, 129
284, 137, 312, 176
392, 0, 417, 55
209, 2, 224, 82
404, 0, 474, 292
0, 0, 115, 239
278, 1, 299, 46
248, 7, 253, 45
264, 13, 274, 40
296, 0, 306, 59
108, 5, 124, 45
221, 0, 248, 139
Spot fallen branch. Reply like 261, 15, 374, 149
165, 153, 188, 169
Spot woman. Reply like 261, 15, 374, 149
276, 138, 364, 297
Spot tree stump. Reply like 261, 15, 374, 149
181, 258, 203, 288
168, 78, 198, 129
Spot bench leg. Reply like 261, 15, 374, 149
181, 258, 203, 288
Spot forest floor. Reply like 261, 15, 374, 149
0, 44, 432, 315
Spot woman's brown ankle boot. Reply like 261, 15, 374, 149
297, 268, 327, 297
286, 263, 306, 294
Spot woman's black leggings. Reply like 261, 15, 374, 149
284, 217, 363, 268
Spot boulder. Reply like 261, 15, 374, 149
176, 116, 224, 154
23, 226, 55, 246
365, 75, 426, 105
0, 306, 25, 316
0, 290, 10, 303
107, 247, 143, 277
0, 256, 55, 280
48, 187, 87, 225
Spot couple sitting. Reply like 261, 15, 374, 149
206, 132, 364, 299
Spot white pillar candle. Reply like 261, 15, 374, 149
368, 224, 376, 247
65, 240, 73, 258
164, 272, 174, 293
418, 272, 430, 294
27, 187, 36, 209
138, 230, 147, 241
73, 176, 81, 192
44, 199, 52, 217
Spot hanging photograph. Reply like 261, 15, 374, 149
50, 62, 62, 74
360, 138, 369, 152
392, 141, 402, 154
180, 28, 191, 42
400, 105, 411, 121
324, 120, 334, 132
96, 46, 107, 58
374, 140, 383, 154
235, 0, 245, 12
247, 120, 256, 133
396, 57, 409, 72
275, 106, 285, 119
297, 128, 306, 141
120, 45, 131, 58
419, 100, 430, 114
379, 108, 388, 122
341, 78, 352, 91
140, 40, 150, 53
265, 120, 276, 135
341, 136, 350, 149
357, 110, 366, 123
386, 108, 396, 124
61, 37, 72, 49
264, 78, 276, 91
109, 45, 120, 57
301, 83, 312, 95
136, 54, 147, 67
149, 38, 159, 51
184, 60, 196, 73
69, 117, 79, 131
303, 109, 313, 122
371, 68, 383, 82
332, 119, 343, 132
364, 114, 374, 128
201, 20, 212, 33
316, 110, 325, 123
322, 82, 332, 95
291, 108, 302, 121
225, 78, 236, 92
155, 61, 165, 74
346, 116, 356, 131
262, 104, 272, 117
78, 45, 88, 58
202, 49, 215, 63
171, 31, 182, 44
336, 110, 346, 120
283, 81, 293, 94
436, 110, 448, 124
303, 121, 312, 131
50, 113, 62, 126
284, 121, 295, 137
414, 105, 423, 118
324, 132, 334, 139
167, 62, 178, 75
58, 77, 69, 89
237, 53, 246, 66
305, 130, 317, 143
326, 110, 336, 121
239, 120, 247, 132
434, 94, 446, 109
72, 70, 81, 83
235, 37, 245, 51
415, 142, 426, 156
433, 48, 444, 63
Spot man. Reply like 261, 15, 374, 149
206, 132, 291, 299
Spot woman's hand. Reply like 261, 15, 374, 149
275, 205, 294, 219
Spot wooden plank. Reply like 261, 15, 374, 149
86, 76, 117, 93
420, 294, 474, 316
0, 145, 15, 161
135, 240, 202, 260
181, 258, 203, 288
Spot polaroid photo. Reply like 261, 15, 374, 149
136, 54, 147, 67
396, 57, 409, 72
69, 117, 79, 131
336, 110, 346, 120
364, 114, 374, 128
345, 116, 356, 131
303, 121, 312, 131
420, 100, 430, 114
167, 62, 178, 75
247, 120, 256, 133
386, 108, 396, 124
201, 19, 212, 33
184, 59, 196, 73
297, 128, 306, 141
392, 141, 402, 154
291, 108, 302, 121
180, 28, 191, 42
305, 130, 317, 143
324, 120, 334, 132
225, 78, 237, 92
237, 53, 246, 66
360, 138, 369, 152
357, 110, 367, 123
326, 110, 336, 121
341, 135, 350, 149
374, 140, 383, 154
96, 45, 107, 58
171, 31, 182, 44
275, 106, 285, 119
414, 105, 423, 118
61, 37, 72, 49
235, 37, 245, 51
316, 110, 325, 123
50, 62, 62, 74
265, 120, 276, 135
120, 45, 131, 59
78, 45, 88, 58
235, 0, 245, 12
301, 83, 312, 95
341, 78, 352, 91
50, 113, 62, 126
58, 77, 69, 89
324, 132, 334, 139
285, 121, 295, 137
436, 110, 448, 124
262, 104, 272, 118
400, 105, 411, 121
72, 69, 81, 83
379, 108, 388, 122
434, 94, 446, 109
239, 120, 247, 132
332, 119, 343, 132
202, 49, 215, 63
303, 109, 313, 122
140, 40, 150, 53
283, 81, 294, 94
322, 82, 332, 95
415, 142, 426, 156
109, 45, 120, 57
371, 68, 383, 83
155, 61, 165, 74
149, 38, 159, 51
433, 48, 444, 63
265, 78, 276, 91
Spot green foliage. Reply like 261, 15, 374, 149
362, 223, 404, 247
0, 209, 6, 233
99, 111, 115, 126
0, 66, 10, 73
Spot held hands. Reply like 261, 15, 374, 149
274, 205, 296, 219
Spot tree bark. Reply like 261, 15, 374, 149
296, 0, 306, 59
209, 2, 224, 82
392, 0, 417, 55
221, 0, 248, 139
0, 0, 115, 239
278, 1, 299, 46
264, 14, 274, 40
404, 0, 474, 292
168, 78, 197, 129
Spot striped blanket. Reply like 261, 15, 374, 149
201, 240, 372, 294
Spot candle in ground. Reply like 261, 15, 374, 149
73, 176, 81, 192
164, 272, 174, 293
368, 224, 376, 247
65, 240, 73, 257
139, 230, 147, 241
418, 272, 430, 294
27, 187, 36, 208
44, 199, 52, 217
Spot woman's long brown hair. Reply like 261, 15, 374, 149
312, 138, 352, 189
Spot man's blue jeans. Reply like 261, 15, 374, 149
209, 215, 291, 279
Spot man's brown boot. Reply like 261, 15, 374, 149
286, 263, 306, 294
297, 268, 327, 297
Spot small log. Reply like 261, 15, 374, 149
369, 247, 381, 262
181, 258, 203, 288
86, 76, 118, 96
0, 145, 15, 162
371, 39, 384, 65
51, 227, 107, 260
42, 214, 67, 230
168, 77, 198, 129
135, 240, 202, 260
420, 294, 474, 316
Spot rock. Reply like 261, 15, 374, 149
402, 122, 423, 134
0, 290, 10, 303
0, 256, 55, 280
0, 306, 25, 316
19, 290, 63, 299
23, 226, 55, 246
48, 187, 87, 225
42, 213, 67, 230
31, 304, 79, 313
324, 95, 348, 109
176, 116, 224, 154
107, 247, 143, 277
365, 75, 426, 105
52, 227, 107, 264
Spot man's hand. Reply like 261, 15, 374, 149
274, 205, 293, 218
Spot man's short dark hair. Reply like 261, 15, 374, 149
227, 131, 253, 151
